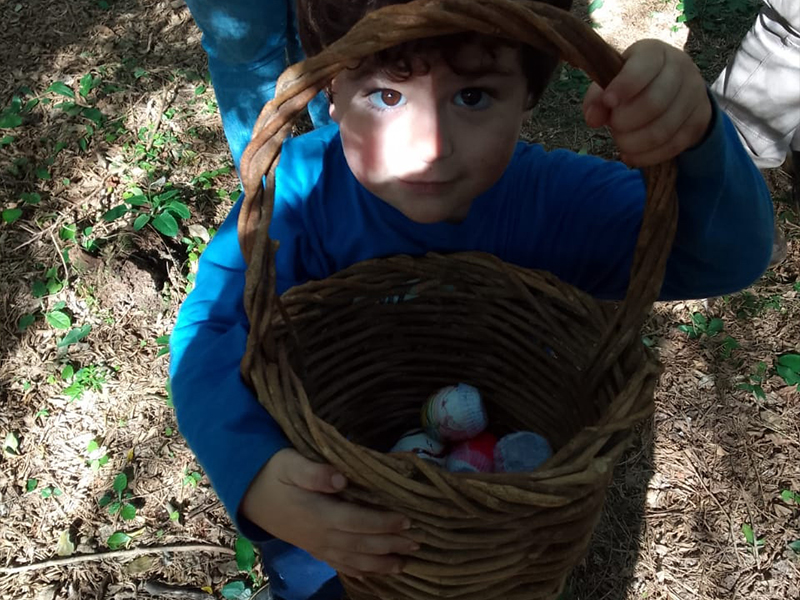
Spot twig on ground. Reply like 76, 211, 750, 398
146, 86, 178, 152
49, 227, 69, 284
144, 580, 214, 600
0, 543, 235, 575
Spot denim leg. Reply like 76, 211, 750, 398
259, 539, 343, 600
184, 0, 331, 170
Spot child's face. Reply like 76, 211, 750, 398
329, 42, 532, 223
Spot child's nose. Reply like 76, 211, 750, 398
409, 107, 454, 164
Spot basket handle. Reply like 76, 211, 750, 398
237, 0, 678, 369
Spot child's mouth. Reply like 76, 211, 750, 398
398, 179, 456, 194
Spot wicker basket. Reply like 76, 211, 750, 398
237, 1, 678, 598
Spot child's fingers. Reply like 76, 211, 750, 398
615, 86, 711, 165
277, 449, 348, 494
607, 57, 683, 134
602, 40, 666, 109
583, 83, 611, 128
328, 530, 419, 557
621, 101, 711, 166
331, 501, 411, 534
324, 551, 405, 576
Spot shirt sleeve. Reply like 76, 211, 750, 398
505, 95, 774, 301
169, 197, 290, 541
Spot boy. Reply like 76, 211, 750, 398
170, 1, 774, 598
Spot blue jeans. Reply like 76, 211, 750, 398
185, 0, 331, 170
260, 539, 343, 600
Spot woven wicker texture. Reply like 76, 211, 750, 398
237, 1, 679, 598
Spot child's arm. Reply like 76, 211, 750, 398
170, 200, 414, 577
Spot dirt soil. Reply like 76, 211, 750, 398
1, 0, 798, 599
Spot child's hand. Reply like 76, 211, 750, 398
241, 448, 418, 578
582, 39, 712, 167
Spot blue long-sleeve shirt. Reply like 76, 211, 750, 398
169, 105, 773, 541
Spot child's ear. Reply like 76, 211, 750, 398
328, 79, 341, 123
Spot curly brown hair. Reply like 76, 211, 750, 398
296, 0, 574, 108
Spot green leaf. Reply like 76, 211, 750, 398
0, 113, 22, 129
133, 213, 150, 231
79, 73, 98, 99
46, 310, 72, 330
125, 194, 148, 207
4, 432, 20, 454
46, 81, 75, 99
87, 440, 99, 453
106, 532, 131, 550
41, 487, 53, 498
121, 504, 137, 520
152, 212, 179, 237
677, 324, 698, 339
21, 192, 41, 205
742, 523, 755, 544
221, 581, 249, 600
235, 537, 256, 572
26, 478, 38, 492
587, 0, 604, 14
741, 523, 764, 547
2, 208, 23, 224
690, 313, 708, 328
789, 540, 800, 554
61, 364, 75, 380
781, 490, 800, 504
108, 501, 121, 515
706, 318, 724, 337
98, 492, 113, 508
0, 135, 15, 145
60, 224, 77, 241
57, 324, 92, 348
164, 200, 191, 219
776, 365, 800, 386
18, 313, 36, 331
102, 205, 128, 222
81, 107, 103, 126
113, 473, 128, 494
777, 354, 800, 373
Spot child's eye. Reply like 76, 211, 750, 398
453, 88, 491, 110
367, 89, 406, 109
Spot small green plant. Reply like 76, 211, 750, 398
46, 302, 72, 330
221, 537, 263, 599
31, 266, 65, 298
155, 334, 170, 358
57, 324, 92, 349
677, 312, 723, 339
62, 364, 107, 401
780, 489, 800, 505
106, 531, 132, 550
741, 522, 764, 548
737, 362, 766, 401
718, 335, 740, 360
86, 439, 110, 471
3, 432, 19, 455
40, 486, 63, 499
775, 354, 800, 389
183, 468, 203, 487
99, 472, 137, 521
103, 185, 191, 238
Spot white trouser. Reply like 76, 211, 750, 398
711, 0, 800, 169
